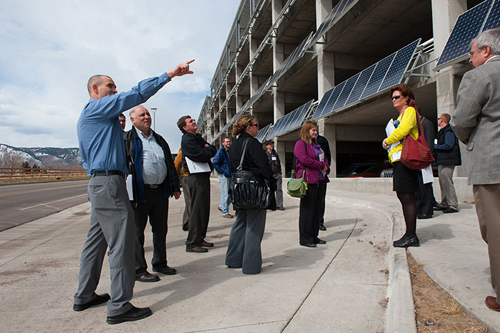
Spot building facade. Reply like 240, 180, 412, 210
198, 0, 487, 177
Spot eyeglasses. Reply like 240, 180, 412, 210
469, 47, 482, 57
249, 123, 259, 127
391, 95, 402, 100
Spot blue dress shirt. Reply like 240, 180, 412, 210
77, 73, 171, 175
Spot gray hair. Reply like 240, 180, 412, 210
471, 27, 500, 55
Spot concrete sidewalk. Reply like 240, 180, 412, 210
0, 178, 498, 332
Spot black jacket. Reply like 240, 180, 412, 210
435, 124, 461, 166
265, 149, 281, 175
181, 132, 216, 174
125, 127, 180, 204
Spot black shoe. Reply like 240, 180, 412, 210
182, 226, 189, 231
200, 240, 214, 247
73, 293, 110, 311
319, 224, 327, 231
153, 266, 177, 275
433, 205, 446, 211
443, 207, 458, 213
417, 214, 433, 219
186, 246, 208, 253
315, 238, 326, 244
300, 243, 317, 248
393, 235, 420, 248
106, 306, 152, 325
135, 272, 160, 282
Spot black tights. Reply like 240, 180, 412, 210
397, 191, 417, 238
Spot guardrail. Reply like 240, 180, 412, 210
0, 167, 88, 179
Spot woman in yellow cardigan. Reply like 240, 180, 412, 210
382, 85, 420, 247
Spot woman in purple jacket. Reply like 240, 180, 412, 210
294, 120, 330, 247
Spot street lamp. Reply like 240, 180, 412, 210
151, 107, 157, 131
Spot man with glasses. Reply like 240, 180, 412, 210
433, 113, 461, 214
451, 27, 500, 312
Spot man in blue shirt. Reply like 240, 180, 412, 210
213, 137, 233, 218
73, 59, 194, 325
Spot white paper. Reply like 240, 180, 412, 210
385, 119, 401, 150
392, 150, 402, 161
421, 165, 434, 184
126, 175, 134, 200
185, 157, 211, 173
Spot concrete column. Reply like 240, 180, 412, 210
316, 0, 335, 98
249, 38, 260, 114
236, 65, 243, 112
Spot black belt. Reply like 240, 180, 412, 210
92, 170, 124, 177
144, 184, 163, 189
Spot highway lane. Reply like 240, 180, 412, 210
0, 180, 89, 231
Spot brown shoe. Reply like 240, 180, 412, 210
485, 296, 500, 311
186, 246, 208, 253
201, 240, 214, 247
223, 214, 234, 218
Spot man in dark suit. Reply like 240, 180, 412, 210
126, 105, 181, 283
451, 27, 500, 312
415, 115, 436, 219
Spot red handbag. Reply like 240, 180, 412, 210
401, 110, 435, 170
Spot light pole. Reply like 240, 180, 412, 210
151, 107, 157, 131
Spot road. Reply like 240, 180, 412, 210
0, 180, 89, 231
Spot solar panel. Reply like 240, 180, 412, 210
345, 64, 377, 106
359, 54, 395, 100
318, 81, 346, 118
435, 0, 496, 70
266, 100, 313, 138
379, 39, 421, 91
309, 0, 359, 46
256, 123, 272, 143
312, 88, 334, 119
483, 0, 500, 30
333, 72, 361, 111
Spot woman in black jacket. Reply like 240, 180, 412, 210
225, 115, 274, 274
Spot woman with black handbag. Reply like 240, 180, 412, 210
382, 84, 420, 248
225, 115, 275, 274
294, 119, 329, 248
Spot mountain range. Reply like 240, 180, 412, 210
0, 144, 82, 168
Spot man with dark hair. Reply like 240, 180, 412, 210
264, 140, 285, 211
451, 27, 500, 312
416, 115, 436, 219
177, 116, 217, 253
434, 113, 461, 214
74, 59, 194, 325
126, 105, 181, 283
316, 134, 331, 231
213, 137, 233, 218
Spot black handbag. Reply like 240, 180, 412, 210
230, 138, 271, 210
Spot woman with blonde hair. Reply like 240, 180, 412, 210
382, 84, 420, 247
225, 115, 275, 274
294, 119, 329, 248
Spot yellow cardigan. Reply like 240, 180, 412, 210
385, 106, 419, 163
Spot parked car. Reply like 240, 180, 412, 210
345, 163, 393, 178
337, 163, 376, 178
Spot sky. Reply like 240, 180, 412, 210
0, 0, 241, 151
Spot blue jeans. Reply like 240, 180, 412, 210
219, 175, 232, 215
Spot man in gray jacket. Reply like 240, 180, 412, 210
451, 27, 500, 312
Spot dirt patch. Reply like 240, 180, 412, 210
408, 253, 490, 333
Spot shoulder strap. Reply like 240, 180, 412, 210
237, 138, 250, 171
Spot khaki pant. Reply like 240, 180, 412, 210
474, 184, 500, 300
438, 164, 458, 210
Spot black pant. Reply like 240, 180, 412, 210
186, 173, 211, 248
134, 186, 169, 275
299, 181, 326, 245
415, 171, 434, 216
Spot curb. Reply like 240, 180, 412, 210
330, 195, 417, 333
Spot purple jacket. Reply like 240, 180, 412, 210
293, 139, 329, 184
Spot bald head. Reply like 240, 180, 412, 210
87, 75, 117, 98
130, 105, 152, 136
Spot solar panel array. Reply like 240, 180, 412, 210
435, 0, 500, 70
255, 123, 272, 143
312, 39, 420, 119
310, 0, 359, 46
265, 100, 313, 139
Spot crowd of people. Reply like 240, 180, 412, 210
73, 27, 500, 324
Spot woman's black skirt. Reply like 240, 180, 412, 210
392, 161, 418, 192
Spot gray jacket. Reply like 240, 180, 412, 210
451, 56, 500, 185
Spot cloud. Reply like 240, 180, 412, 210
0, 0, 240, 149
